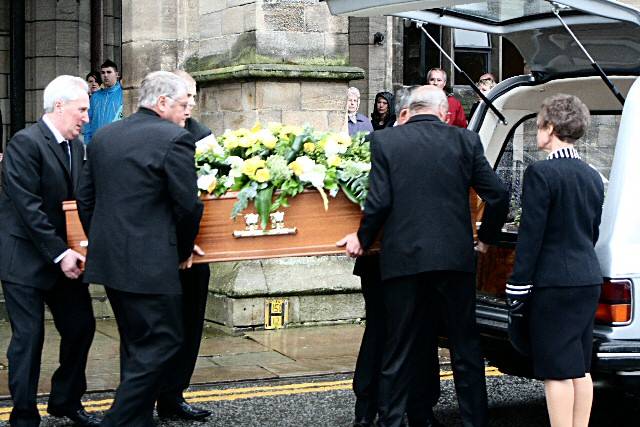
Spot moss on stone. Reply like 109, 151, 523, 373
191, 63, 365, 83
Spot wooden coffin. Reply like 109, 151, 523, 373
63, 191, 364, 263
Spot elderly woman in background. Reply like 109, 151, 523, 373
347, 87, 374, 136
507, 94, 604, 427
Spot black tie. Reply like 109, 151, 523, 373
60, 140, 71, 171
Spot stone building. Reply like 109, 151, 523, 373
1, 0, 639, 328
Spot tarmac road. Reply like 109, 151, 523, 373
6, 369, 640, 426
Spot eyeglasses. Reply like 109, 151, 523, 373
478, 78, 494, 84
165, 96, 190, 110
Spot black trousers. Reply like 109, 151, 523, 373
353, 267, 440, 423
101, 288, 183, 427
157, 264, 210, 404
377, 271, 487, 427
2, 279, 95, 427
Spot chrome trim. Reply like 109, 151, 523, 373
597, 352, 640, 358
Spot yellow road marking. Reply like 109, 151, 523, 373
0, 367, 503, 421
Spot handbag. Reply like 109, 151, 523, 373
507, 287, 532, 356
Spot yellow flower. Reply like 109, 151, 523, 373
223, 131, 239, 149
337, 133, 352, 147
251, 122, 262, 133
242, 157, 266, 177
267, 122, 282, 134
238, 133, 258, 148
303, 142, 316, 153
327, 155, 342, 167
254, 168, 271, 183
289, 159, 304, 176
279, 125, 303, 138
257, 129, 278, 149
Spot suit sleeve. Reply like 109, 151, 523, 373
508, 164, 550, 285
164, 131, 204, 262
3, 133, 68, 261
357, 134, 392, 250
470, 136, 509, 243
76, 145, 96, 236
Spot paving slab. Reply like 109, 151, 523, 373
0, 320, 367, 399
209, 351, 295, 367
245, 324, 364, 360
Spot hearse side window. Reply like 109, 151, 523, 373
495, 114, 619, 223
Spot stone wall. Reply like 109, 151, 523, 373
348, 16, 402, 117
196, 74, 357, 135
23, 0, 91, 124
189, 0, 360, 134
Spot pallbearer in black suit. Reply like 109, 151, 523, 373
340, 85, 508, 427
507, 95, 604, 427
344, 85, 442, 427
154, 70, 211, 421
77, 71, 203, 427
0, 76, 99, 426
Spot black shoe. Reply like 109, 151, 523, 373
353, 418, 375, 427
157, 401, 211, 421
48, 408, 101, 427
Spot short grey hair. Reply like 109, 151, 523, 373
43, 75, 88, 113
407, 86, 448, 114
347, 87, 361, 99
538, 94, 590, 143
394, 85, 420, 113
138, 71, 189, 109
427, 68, 447, 84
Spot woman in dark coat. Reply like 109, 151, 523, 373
507, 94, 604, 427
370, 91, 396, 130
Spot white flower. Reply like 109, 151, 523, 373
197, 174, 217, 192
196, 134, 224, 155
298, 159, 326, 188
323, 136, 348, 158
226, 156, 245, 179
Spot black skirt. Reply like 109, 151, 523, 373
529, 285, 601, 380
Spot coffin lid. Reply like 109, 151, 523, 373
324, 0, 640, 76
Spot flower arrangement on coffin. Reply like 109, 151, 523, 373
194, 122, 371, 229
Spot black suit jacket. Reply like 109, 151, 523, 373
76, 108, 203, 295
509, 158, 604, 287
0, 119, 85, 289
357, 114, 508, 281
185, 117, 212, 141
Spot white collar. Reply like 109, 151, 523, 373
41, 114, 67, 144
547, 146, 581, 160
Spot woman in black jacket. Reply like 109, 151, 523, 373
370, 91, 396, 130
507, 94, 604, 427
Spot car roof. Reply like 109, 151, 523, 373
324, 0, 640, 76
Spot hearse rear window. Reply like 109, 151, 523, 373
495, 114, 619, 222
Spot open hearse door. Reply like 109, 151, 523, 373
325, 0, 640, 385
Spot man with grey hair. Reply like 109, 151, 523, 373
77, 70, 203, 426
0, 75, 99, 426
427, 68, 468, 128
154, 69, 212, 421
340, 85, 508, 427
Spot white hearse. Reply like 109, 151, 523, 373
325, 0, 640, 387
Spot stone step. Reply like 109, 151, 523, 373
0, 256, 366, 329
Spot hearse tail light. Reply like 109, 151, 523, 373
595, 279, 632, 325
